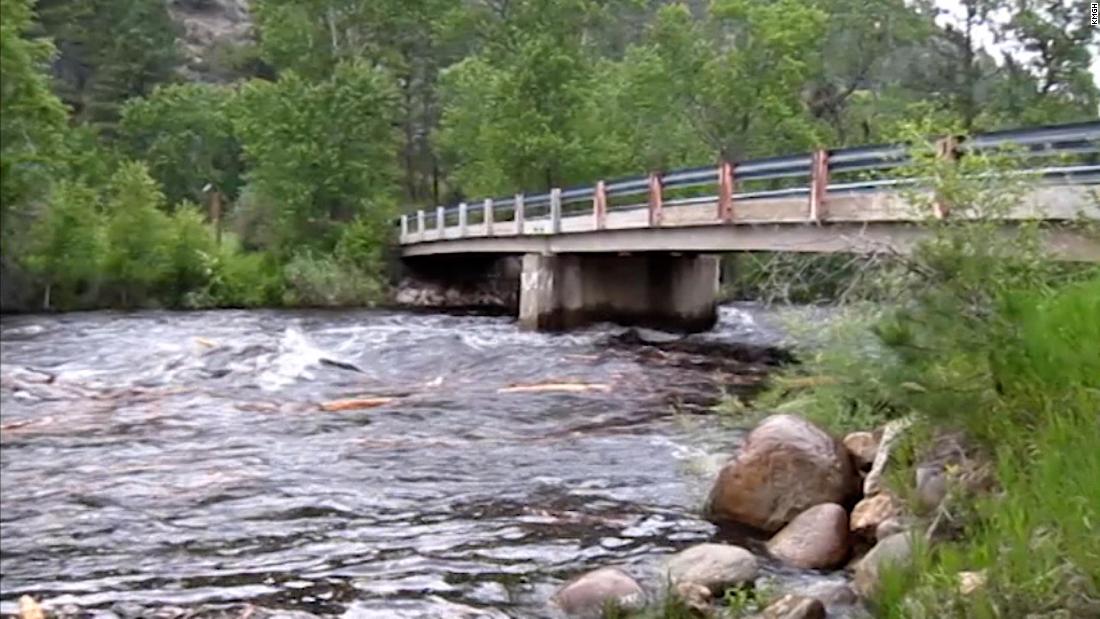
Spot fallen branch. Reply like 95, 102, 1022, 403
320, 396, 397, 411
498, 382, 612, 394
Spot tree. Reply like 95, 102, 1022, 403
119, 83, 243, 207
806, 0, 928, 144
0, 0, 69, 243
34, 0, 181, 129
991, 0, 1100, 124
24, 181, 103, 309
437, 0, 606, 196
256, 0, 460, 206
232, 62, 399, 255
101, 161, 172, 305
596, 1, 827, 172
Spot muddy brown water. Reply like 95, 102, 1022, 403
0, 306, 855, 618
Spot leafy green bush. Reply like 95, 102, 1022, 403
101, 161, 172, 307
875, 277, 1100, 618
181, 237, 284, 309
163, 201, 218, 304
281, 251, 383, 307
24, 180, 104, 309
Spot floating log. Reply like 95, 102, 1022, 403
319, 396, 396, 411
497, 382, 611, 394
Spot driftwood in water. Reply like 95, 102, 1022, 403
498, 382, 611, 394
319, 396, 396, 411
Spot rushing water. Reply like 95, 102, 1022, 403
0, 306, 854, 618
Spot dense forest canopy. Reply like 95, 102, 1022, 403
1, 0, 1097, 310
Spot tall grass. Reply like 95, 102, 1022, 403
875, 277, 1100, 617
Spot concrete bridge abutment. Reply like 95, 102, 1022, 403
519, 253, 719, 332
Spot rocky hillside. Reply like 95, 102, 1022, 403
167, 0, 254, 82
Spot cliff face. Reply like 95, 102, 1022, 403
167, 0, 255, 82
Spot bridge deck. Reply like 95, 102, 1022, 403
399, 186, 1100, 261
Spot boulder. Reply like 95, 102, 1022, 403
756, 594, 825, 619
766, 503, 850, 569
850, 494, 899, 540
864, 417, 912, 496
853, 533, 913, 598
666, 543, 758, 593
875, 517, 907, 542
551, 567, 644, 618
706, 415, 859, 532
915, 464, 948, 513
795, 581, 859, 607
843, 431, 878, 471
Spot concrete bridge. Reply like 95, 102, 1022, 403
398, 122, 1100, 332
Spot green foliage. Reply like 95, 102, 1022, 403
874, 279, 1100, 618
437, 0, 604, 195
232, 63, 399, 255
34, 0, 181, 129
119, 83, 243, 205
0, 0, 69, 240
101, 161, 172, 306
164, 201, 218, 305
2, 0, 1099, 313
281, 251, 383, 307
24, 181, 104, 309
185, 239, 285, 309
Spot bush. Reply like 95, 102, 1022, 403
164, 201, 218, 304
182, 239, 284, 309
874, 277, 1100, 618
281, 251, 383, 307
24, 180, 104, 310
101, 161, 172, 307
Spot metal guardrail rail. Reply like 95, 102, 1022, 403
398, 121, 1100, 239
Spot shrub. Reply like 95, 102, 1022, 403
164, 201, 218, 304
182, 239, 284, 309
101, 161, 172, 306
281, 251, 383, 307
24, 180, 105, 310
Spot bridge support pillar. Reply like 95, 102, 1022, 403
519, 253, 719, 332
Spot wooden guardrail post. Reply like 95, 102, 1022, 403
717, 161, 734, 222
550, 188, 562, 234
484, 198, 494, 236
809, 149, 829, 222
648, 172, 663, 226
933, 136, 961, 219
593, 180, 607, 230
515, 193, 525, 235
417, 209, 425, 241
436, 206, 445, 239
458, 202, 468, 237
400, 214, 408, 240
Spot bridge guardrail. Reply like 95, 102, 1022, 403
399, 121, 1100, 240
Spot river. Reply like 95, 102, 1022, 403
0, 306, 854, 618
